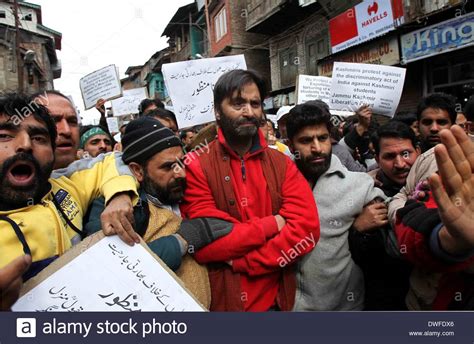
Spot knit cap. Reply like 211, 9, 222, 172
121, 117, 182, 164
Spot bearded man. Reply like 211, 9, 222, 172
180, 69, 320, 311
286, 100, 386, 310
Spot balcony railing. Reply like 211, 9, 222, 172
246, 0, 286, 31
172, 41, 192, 62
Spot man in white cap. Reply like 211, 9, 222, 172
276, 105, 294, 143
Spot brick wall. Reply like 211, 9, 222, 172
229, 0, 269, 48
210, 0, 270, 57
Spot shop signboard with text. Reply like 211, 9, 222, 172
401, 12, 474, 64
329, 0, 404, 54
318, 36, 400, 76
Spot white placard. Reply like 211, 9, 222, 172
162, 55, 247, 128
329, 62, 406, 117
106, 117, 120, 134
296, 75, 353, 117
111, 87, 148, 116
296, 75, 332, 105
12, 236, 205, 312
79, 65, 122, 110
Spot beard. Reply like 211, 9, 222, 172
142, 169, 187, 204
0, 152, 53, 210
218, 113, 261, 140
295, 151, 332, 183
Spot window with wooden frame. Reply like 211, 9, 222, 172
280, 47, 298, 87
306, 31, 329, 75
214, 6, 227, 42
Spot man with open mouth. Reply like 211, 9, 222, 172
0, 93, 139, 308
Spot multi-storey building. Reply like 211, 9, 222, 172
0, 0, 61, 93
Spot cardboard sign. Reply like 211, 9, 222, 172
12, 233, 205, 312
79, 65, 122, 110
111, 87, 148, 116
329, 62, 406, 117
162, 55, 247, 128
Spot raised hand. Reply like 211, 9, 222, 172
430, 125, 474, 254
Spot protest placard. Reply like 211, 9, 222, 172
295, 75, 354, 117
79, 65, 122, 110
329, 62, 406, 117
12, 233, 205, 312
296, 75, 332, 105
111, 87, 148, 116
162, 55, 247, 128
106, 116, 120, 134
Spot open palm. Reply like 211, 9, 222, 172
430, 126, 474, 246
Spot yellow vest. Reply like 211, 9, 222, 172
0, 152, 138, 273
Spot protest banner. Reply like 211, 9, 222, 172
79, 65, 122, 110
12, 233, 206, 312
329, 62, 406, 117
162, 55, 247, 129
111, 87, 148, 116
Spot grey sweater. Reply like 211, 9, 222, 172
293, 155, 386, 311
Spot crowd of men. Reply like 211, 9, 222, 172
0, 68, 473, 311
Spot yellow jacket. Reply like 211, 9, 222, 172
0, 152, 138, 278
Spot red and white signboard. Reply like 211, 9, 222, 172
329, 0, 404, 54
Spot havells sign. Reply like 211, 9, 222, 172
329, 0, 404, 54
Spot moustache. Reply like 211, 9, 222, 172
393, 168, 411, 175
235, 117, 259, 127
427, 134, 440, 140
169, 177, 187, 190
305, 153, 329, 161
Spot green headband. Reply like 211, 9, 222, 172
80, 127, 109, 148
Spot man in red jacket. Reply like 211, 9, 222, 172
180, 69, 320, 311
